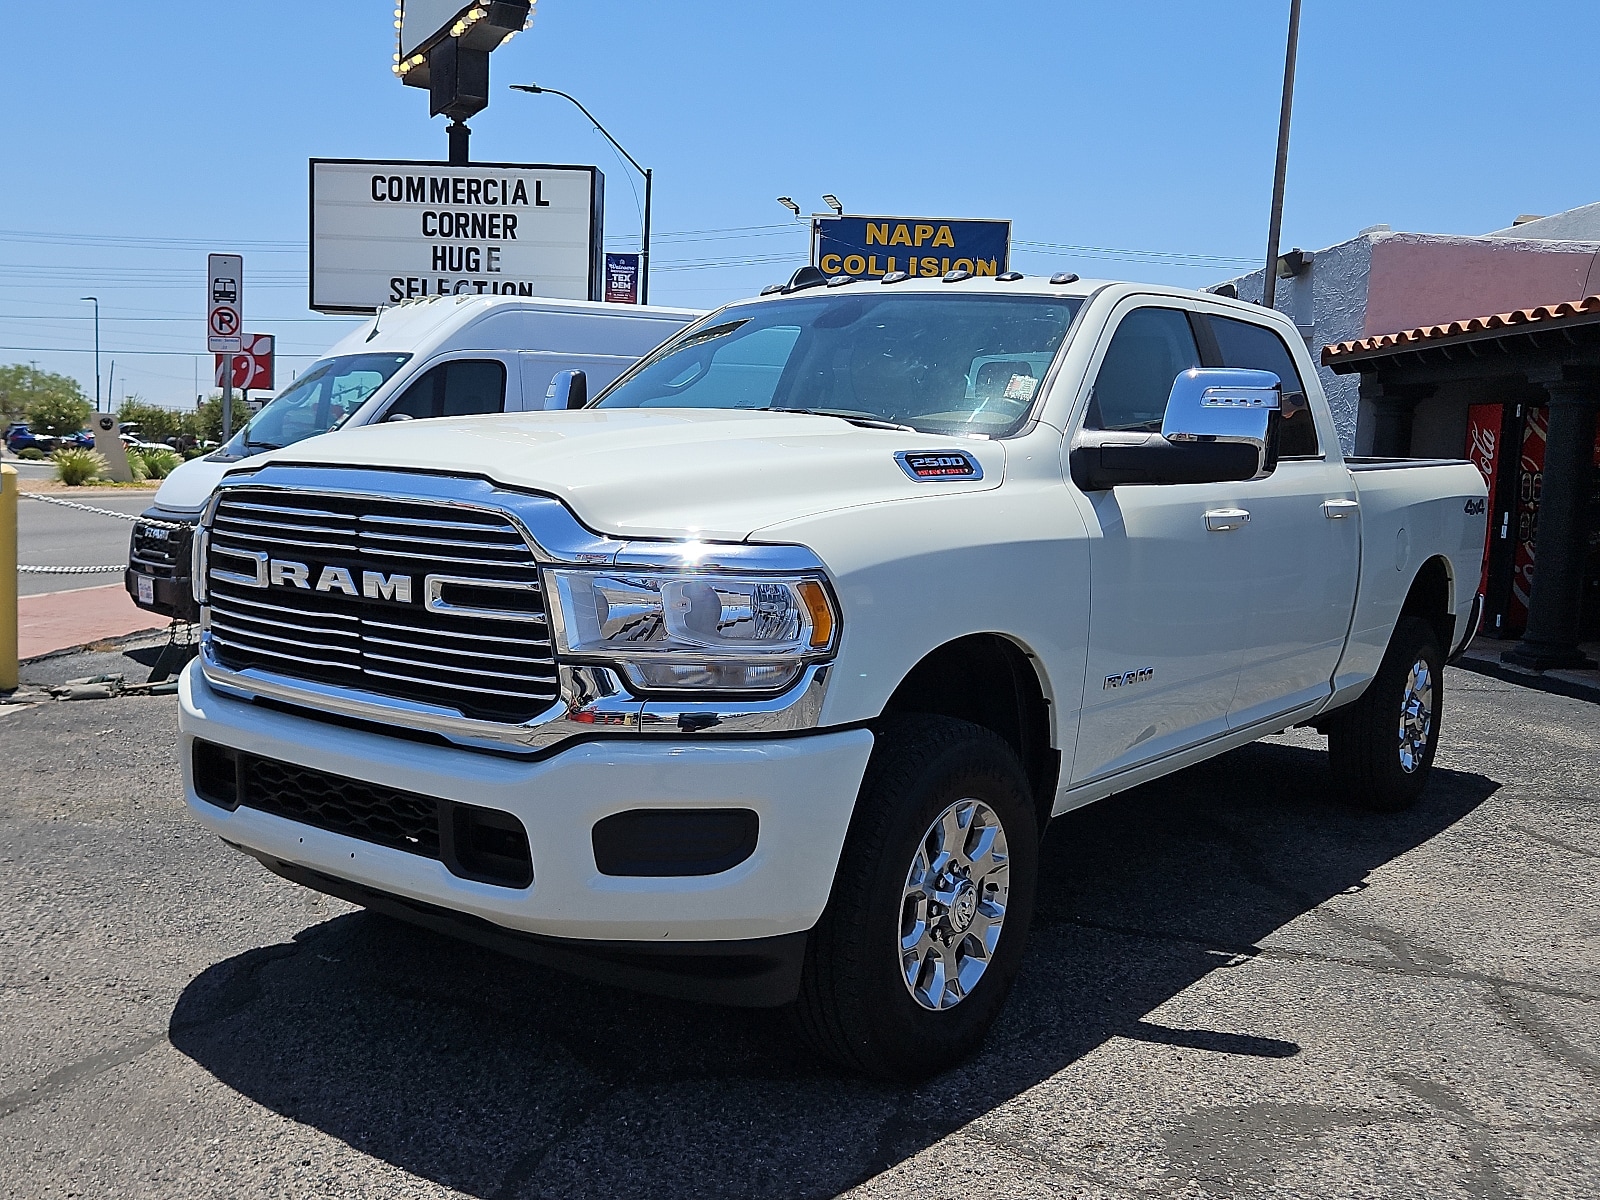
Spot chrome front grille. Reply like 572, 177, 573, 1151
204, 488, 557, 723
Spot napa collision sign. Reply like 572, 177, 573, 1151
813, 216, 1011, 282
309, 158, 606, 314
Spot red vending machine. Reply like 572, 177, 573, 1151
1468, 402, 1600, 640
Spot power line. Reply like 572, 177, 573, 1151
0, 344, 323, 357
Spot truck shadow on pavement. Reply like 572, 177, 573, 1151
168, 740, 1498, 1199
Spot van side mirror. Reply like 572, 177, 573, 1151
1070, 368, 1281, 490
546, 369, 588, 410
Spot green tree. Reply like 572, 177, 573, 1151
194, 392, 251, 443
0, 364, 89, 430
118, 397, 198, 443
27, 389, 94, 438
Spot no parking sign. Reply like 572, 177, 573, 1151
214, 334, 275, 392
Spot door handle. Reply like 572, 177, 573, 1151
1322, 498, 1359, 519
1204, 508, 1250, 532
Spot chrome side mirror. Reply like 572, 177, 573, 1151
1161, 368, 1281, 480
545, 369, 588, 410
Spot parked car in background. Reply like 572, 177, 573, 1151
176, 276, 1488, 1079
125, 294, 702, 620
6, 423, 58, 454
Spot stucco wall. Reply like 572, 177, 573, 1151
1486, 201, 1600, 240
1220, 234, 1372, 454
1364, 233, 1600, 334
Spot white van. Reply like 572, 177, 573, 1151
127, 294, 702, 618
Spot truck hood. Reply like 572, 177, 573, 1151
236, 409, 1005, 541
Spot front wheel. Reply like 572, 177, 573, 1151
1326, 616, 1444, 811
793, 715, 1039, 1081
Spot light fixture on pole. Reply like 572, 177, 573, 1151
80, 296, 100, 408
776, 197, 801, 217
821, 194, 843, 216
511, 82, 653, 304
1261, 0, 1302, 310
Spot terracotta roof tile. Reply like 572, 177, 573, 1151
1321, 294, 1600, 365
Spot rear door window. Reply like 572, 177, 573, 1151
1208, 316, 1320, 457
1086, 307, 1201, 432
384, 359, 507, 421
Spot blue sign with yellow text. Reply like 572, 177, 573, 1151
813, 215, 1011, 281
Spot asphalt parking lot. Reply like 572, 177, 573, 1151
1, 642, 1595, 1199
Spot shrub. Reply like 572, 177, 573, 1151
53, 447, 107, 486
17, 446, 45, 461
126, 450, 151, 482
183, 447, 207, 460
141, 448, 182, 478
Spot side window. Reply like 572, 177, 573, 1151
384, 359, 506, 421
1086, 307, 1201, 432
1209, 315, 1320, 457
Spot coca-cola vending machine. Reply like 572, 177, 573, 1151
1466, 402, 1600, 639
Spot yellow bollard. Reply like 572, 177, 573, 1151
1, 463, 16, 691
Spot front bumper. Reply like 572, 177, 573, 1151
178, 661, 873, 948
127, 517, 197, 621
125, 566, 194, 620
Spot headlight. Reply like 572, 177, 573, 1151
546, 569, 838, 693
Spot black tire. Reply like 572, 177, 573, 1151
793, 715, 1040, 1081
1326, 616, 1444, 811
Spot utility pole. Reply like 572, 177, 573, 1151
1261, 0, 1302, 311
80, 296, 101, 406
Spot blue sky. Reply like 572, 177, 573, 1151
4, 0, 1598, 408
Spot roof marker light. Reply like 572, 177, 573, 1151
880, 271, 910, 285
942, 269, 972, 283
997, 271, 1024, 281
1049, 272, 1080, 285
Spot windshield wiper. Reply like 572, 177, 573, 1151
243, 438, 283, 450
769, 407, 918, 433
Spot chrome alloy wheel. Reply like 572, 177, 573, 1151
1397, 657, 1435, 774
899, 798, 1011, 1011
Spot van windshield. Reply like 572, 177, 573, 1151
594, 293, 1082, 437
221, 353, 411, 455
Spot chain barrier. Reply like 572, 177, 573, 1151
16, 491, 189, 575
20, 564, 126, 574
19, 492, 189, 529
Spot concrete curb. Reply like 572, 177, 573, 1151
1452, 654, 1600, 704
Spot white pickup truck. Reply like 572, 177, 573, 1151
178, 274, 1488, 1080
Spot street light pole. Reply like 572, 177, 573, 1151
80, 296, 101, 408
510, 83, 652, 304
1261, 0, 1302, 311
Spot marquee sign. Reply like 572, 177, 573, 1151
309, 158, 605, 314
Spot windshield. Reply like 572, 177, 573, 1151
594, 293, 1082, 437
222, 353, 411, 455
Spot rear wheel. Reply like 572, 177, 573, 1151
1326, 616, 1444, 811
793, 715, 1039, 1081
